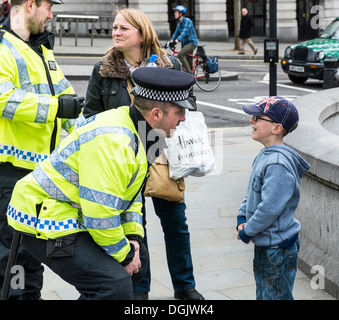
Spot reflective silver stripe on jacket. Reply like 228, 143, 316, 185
1, 36, 72, 122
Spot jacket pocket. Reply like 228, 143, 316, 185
45, 234, 78, 266
251, 175, 262, 192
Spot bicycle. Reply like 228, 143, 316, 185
163, 41, 222, 92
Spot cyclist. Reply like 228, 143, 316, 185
169, 5, 198, 74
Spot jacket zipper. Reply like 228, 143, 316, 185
39, 51, 57, 153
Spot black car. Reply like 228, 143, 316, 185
281, 17, 339, 84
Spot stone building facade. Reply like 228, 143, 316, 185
50, 0, 339, 42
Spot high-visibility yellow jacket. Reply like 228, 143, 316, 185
0, 27, 78, 171
7, 107, 147, 263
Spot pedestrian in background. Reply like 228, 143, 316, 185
170, 5, 198, 74
236, 97, 310, 299
7, 67, 196, 300
84, 7, 204, 301
0, 4, 5, 24
238, 8, 258, 55
0, 0, 84, 300
2, 0, 10, 18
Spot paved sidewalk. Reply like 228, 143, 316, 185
41, 127, 335, 300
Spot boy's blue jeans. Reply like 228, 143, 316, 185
253, 239, 300, 300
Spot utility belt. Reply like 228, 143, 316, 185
0, 161, 32, 178
45, 233, 78, 266
33, 202, 79, 266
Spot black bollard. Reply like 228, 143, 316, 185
323, 56, 337, 90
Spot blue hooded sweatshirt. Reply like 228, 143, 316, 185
237, 144, 310, 247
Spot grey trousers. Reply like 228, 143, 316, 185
239, 37, 257, 53
178, 44, 196, 73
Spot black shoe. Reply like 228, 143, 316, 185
131, 292, 149, 300
174, 288, 205, 300
22, 293, 43, 300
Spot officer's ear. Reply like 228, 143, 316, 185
25, 0, 35, 12
150, 107, 163, 122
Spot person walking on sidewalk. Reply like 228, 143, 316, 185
236, 97, 310, 299
2, 0, 10, 18
7, 67, 196, 300
238, 8, 258, 55
0, 0, 84, 300
169, 5, 198, 74
0, 4, 5, 24
84, 7, 204, 301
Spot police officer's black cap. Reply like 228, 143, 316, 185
132, 68, 196, 110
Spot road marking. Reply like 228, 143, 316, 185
240, 64, 267, 67
263, 73, 270, 81
219, 59, 264, 62
197, 101, 246, 114
228, 96, 298, 105
260, 74, 318, 93
259, 80, 318, 93
198, 94, 299, 115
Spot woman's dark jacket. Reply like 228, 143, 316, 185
83, 48, 196, 118
239, 14, 254, 39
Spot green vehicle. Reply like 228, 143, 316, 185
281, 17, 339, 84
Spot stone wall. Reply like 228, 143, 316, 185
284, 88, 339, 299
49, 0, 339, 41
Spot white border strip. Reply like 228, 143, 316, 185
197, 101, 246, 114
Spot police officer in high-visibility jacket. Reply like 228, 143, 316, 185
7, 67, 196, 300
0, 0, 84, 299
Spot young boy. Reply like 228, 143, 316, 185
236, 96, 310, 300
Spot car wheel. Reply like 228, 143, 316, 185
288, 75, 308, 84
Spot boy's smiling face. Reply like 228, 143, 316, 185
250, 115, 281, 147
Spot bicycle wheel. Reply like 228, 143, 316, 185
194, 62, 221, 92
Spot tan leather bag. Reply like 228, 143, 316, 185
144, 152, 185, 202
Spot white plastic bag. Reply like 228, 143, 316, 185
164, 110, 216, 180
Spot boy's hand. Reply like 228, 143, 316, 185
237, 223, 251, 244
237, 223, 246, 239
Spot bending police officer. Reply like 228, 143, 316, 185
6, 67, 196, 300
84, 7, 203, 300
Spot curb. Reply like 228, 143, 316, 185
65, 73, 239, 82
63, 68, 239, 81
55, 53, 103, 58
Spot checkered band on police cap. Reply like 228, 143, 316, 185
133, 86, 190, 102
132, 67, 195, 99
132, 67, 196, 110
